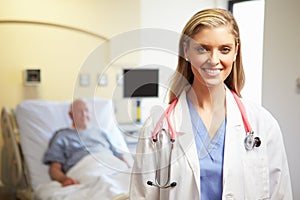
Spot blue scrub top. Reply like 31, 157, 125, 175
187, 96, 226, 200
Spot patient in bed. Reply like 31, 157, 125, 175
43, 99, 130, 187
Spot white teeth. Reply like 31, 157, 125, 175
203, 68, 221, 75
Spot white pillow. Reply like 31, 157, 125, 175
86, 98, 129, 152
15, 98, 129, 189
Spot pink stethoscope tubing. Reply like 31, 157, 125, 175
231, 90, 253, 133
152, 98, 178, 141
151, 90, 261, 150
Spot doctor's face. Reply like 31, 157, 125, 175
184, 25, 238, 88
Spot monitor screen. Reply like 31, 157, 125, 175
123, 68, 159, 98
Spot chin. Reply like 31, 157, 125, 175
204, 79, 223, 88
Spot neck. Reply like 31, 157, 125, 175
188, 83, 227, 138
188, 83, 226, 111
71, 124, 87, 130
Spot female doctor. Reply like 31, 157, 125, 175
130, 8, 292, 199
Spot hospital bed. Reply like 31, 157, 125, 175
1, 98, 135, 200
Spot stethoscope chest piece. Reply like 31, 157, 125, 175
244, 132, 261, 151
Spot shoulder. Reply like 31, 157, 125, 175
241, 98, 281, 134
49, 128, 75, 143
55, 127, 73, 133
53, 128, 75, 137
242, 99, 277, 122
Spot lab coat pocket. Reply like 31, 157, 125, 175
243, 157, 270, 200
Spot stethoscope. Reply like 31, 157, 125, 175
147, 90, 261, 189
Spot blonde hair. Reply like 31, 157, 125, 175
169, 8, 245, 103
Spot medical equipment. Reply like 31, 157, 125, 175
147, 90, 261, 189
231, 91, 261, 150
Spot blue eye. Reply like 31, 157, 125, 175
196, 46, 207, 53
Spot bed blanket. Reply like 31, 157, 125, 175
34, 151, 131, 200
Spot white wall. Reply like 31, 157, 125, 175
233, 0, 265, 105
263, 0, 300, 198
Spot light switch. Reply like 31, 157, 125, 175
80, 74, 90, 87
98, 74, 108, 86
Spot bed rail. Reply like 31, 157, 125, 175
1, 107, 32, 199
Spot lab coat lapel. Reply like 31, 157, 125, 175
172, 91, 201, 197
222, 88, 247, 198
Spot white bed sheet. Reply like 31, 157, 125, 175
34, 151, 131, 200
15, 98, 131, 190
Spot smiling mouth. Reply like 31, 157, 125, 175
202, 68, 222, 75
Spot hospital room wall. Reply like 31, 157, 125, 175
0, 0, 141, 182
0, 0, 141, 108
262, 0, 300, 198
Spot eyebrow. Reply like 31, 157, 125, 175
192, 43, 235, 48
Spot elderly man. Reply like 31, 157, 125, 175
43, 99, 130, 187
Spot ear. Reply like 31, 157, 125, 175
69, 111, 73, 120
233, 43, 239, 62
183, 42, 189, 60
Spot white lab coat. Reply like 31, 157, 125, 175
130, 87, 293, 200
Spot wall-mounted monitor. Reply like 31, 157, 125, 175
123, 68, 159, 98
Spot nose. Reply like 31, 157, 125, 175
81, 110, 89, 119
208, 50, 220, 65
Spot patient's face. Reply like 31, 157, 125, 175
71, 100, 91, 130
